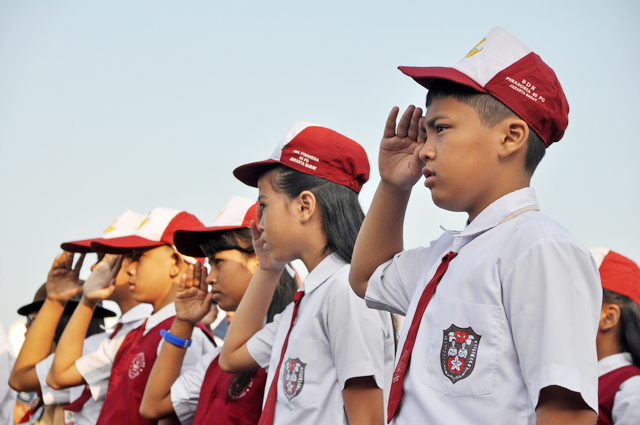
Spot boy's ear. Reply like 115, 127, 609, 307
600, 303, 622, 332
497, 117, 528, 159
168, 250, 185, 279
297, 190, 317, 223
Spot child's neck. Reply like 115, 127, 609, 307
117, 297, 140, 316
301, 249, 331, 273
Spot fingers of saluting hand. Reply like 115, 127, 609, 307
383, 106, 401, 139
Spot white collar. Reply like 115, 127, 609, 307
118, 303, 153, 325
598, 352, 633, 377
441, 187, 539, 253
299, 253, 346, 295
145, 302, 176, 332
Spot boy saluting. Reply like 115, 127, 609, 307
350, 27, 601, 424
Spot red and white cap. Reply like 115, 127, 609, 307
233, 121, 369, 193
61, 210, 147, 253
399, 27, 569, 147
91, 208, 204, 255
174, 196, 258, 258
590, 248, 640, 306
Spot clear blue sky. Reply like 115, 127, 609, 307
1, 0, 639, 330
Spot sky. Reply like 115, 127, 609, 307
1, 0, 639, 336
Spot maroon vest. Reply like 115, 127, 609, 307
191, 355, 267, 425
96, 316, 174, 425
597, 364, 640, 425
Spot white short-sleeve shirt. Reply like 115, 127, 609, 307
74, 303, 152, 401
598, 353, 640, 425
247, 253, 395, 425
365, 188, 601, 425
0, 323, 16, 425
76, 302, 212, 401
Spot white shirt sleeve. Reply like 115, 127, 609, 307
612, 375, 640, 425
365, 246, 434, 315
75, 330, 127, 401
0, 326, 16, 425
35, 354, 73, 405
502, 238, 601, 413
246, 310, 285, 369
325, 281, 393, 390
170, 348, 221, 425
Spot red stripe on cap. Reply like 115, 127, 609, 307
600, 251, 640, 306
484, 52, 569, 147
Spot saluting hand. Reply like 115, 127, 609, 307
250, 218, 285, 273
83, 254, 123, 302
175, 262, 213, 325
379, 105, 425, 191
45, 251, 85, 304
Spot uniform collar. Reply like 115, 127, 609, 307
442, 187, 539, 253
145, 302, 176, 332
299, 253, 346, 295
118, 303, 153, 325
598, 352, 633, 377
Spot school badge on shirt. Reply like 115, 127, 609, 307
129, 352, 146, 379
282, 357, 306, 401
440, 325, 481, 384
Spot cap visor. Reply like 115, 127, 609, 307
174, 225, 252, 258
398, 66, 487, 93
18, 300, 116, 318
91, 235, 164, 254
61, 238, 97, 253
233, 159, 280, 188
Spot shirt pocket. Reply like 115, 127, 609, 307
279, 338, 319, 410
421, 300, 502, 396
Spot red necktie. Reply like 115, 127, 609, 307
387, 251, 457, 422
64, 322, 125, 412
258, 290, 305, 425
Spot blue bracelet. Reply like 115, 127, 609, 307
160, 329, 192, 348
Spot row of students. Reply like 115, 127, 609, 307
9, 25, 640, 425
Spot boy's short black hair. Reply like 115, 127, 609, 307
426, 80, 546, 174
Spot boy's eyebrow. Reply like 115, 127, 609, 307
424, 114, 445, 127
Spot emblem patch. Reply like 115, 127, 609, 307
282, 357, 306, 401
440, 325, 481, 384
128, 352, 146, 379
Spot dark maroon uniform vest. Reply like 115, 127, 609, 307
191, 355, 267, 425
96, 316, 174, 425
597, 364, 640, 425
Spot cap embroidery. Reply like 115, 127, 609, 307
138, 218, 149, 229
289, 149, 318, 171
465, 38, 486, 58
103, 220, 117, 233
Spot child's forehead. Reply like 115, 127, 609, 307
424, 96, 479, 123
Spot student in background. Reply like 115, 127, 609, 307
590, 248, 640, 425
220, 122, 395, 425
47, 208, 214, 425
140, 197, 297, 425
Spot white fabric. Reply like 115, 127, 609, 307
77, 303, 212, 403
100, 210, 147, 238
598, 353, 640, 425
0, 323, 16, 425
247, 253, 395, 425
453, 26, 531, 87
209, 197, 256, 227
135, 208, 181, 242
268, 121, 318, 161
75, 303, 152, 401
365, 187, 601, 425
35, 332, 105, 425
170, 348, 221, 425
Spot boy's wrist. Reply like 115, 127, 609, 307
379, 179, 413, 198
80, 295, 98, 309
171, 317, 196, 339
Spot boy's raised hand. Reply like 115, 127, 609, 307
45, 251, 85, 304
379, 105, 425, 191
83, 254, 123, 302
175, 262, 213, 325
